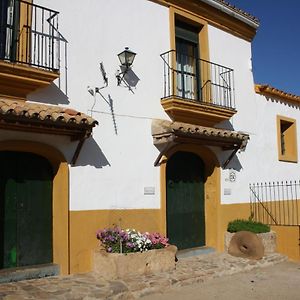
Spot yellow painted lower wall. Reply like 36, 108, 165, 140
217, 204, 300, 261
216, 203, 251, 251
69, 209, 162, 274
69, 204, 300, 274
217, 203, 300, 262
69, 204, 251, 274
271, 225, 300, 261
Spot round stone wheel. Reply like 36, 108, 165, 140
228, 231, 264, 260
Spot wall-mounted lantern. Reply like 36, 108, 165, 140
116, 47, 138, 91
117, 47, 136, 69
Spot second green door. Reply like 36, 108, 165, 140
167, 151, 205, 250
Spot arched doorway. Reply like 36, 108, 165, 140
0, 151, 53, 268
166, 151, 205, 249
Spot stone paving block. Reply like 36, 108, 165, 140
0, 252, 288, 300
126, 281, 149, 292
109, 280, 129, 295
134, 286, 163, 298
3, 295, 31, 300
177, 276, 204, 287
107, 291, 135, 300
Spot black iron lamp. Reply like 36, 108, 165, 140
117, 47, 136, 68
116, 47, 137, 89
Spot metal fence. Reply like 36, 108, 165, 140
0, 0, 67, 73
160, 49, 235, 109
250, 181, 300, 226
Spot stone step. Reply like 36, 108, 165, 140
0, 263, 60, 284
176, 246, 216, 259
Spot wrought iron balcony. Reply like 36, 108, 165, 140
0, 0, 67, 99
160, 50, 237, 126
0, 0, 66, 70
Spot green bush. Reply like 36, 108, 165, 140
227, 219, 270, 234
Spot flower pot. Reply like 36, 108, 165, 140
93, 245, 177, 280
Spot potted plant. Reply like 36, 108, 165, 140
93, 227, 177, 279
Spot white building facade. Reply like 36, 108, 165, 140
0, 0, 298, 275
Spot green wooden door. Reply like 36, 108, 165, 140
0, 151, 53, 269
167, 151, 205, 250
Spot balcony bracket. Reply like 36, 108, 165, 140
222, 147, 239, 169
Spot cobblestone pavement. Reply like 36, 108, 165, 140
0, 252, 287, 300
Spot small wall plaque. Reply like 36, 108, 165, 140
144, 187, 155, 195
224, 188, 231, 195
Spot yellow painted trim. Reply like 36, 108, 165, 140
165, 9, 238, 126
161, 97, 236, 126
160, 144, 221, 250
0, 60, 58, 101
0, 140, 69, 275
169, 7, 209, 60
276, 115, 298, 163
169, 7, 211, 102
169, 7, 176, 96
152, 0, 257, 41
19, 0, 32, 64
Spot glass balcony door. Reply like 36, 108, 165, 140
176, 38, 199, 100
0, 0, 19, 61
175, 21, 200, 101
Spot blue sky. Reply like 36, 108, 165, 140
227, 0, 300, 95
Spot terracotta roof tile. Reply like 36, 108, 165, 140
172, 121, 248, 140
255, 84, 300, 104
152, 119, 249, 150
214, 0, 260, 24
0, 99, 98, 129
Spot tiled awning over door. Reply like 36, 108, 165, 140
0, 99, 98, 164
152, 119, 249, 150
0, 99, 98, 139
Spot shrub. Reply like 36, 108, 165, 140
227, 219, 270, 234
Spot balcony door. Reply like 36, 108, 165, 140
0, 0, 19, 61
175, 21, 200, 101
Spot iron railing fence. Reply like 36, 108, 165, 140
0, 0, 67, 73
160, 50, 235, 110
250, 181, 300, 226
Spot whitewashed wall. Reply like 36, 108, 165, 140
31, 0, 170, 210
10, 0, 299, 209
220, 94, 300, 205
208, 26, 300, 204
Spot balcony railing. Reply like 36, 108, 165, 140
0, 0, 67, 72
160, 50, 235, 110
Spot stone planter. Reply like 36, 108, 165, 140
224, 231, 277, 254
93, 245, 177, 280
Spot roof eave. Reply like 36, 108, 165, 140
0, 114, 98, 140
255, 84, 300, 104
200, 0, 259, 29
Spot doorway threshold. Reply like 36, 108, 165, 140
0, 263, 60, 284
177, 246, 215, 259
